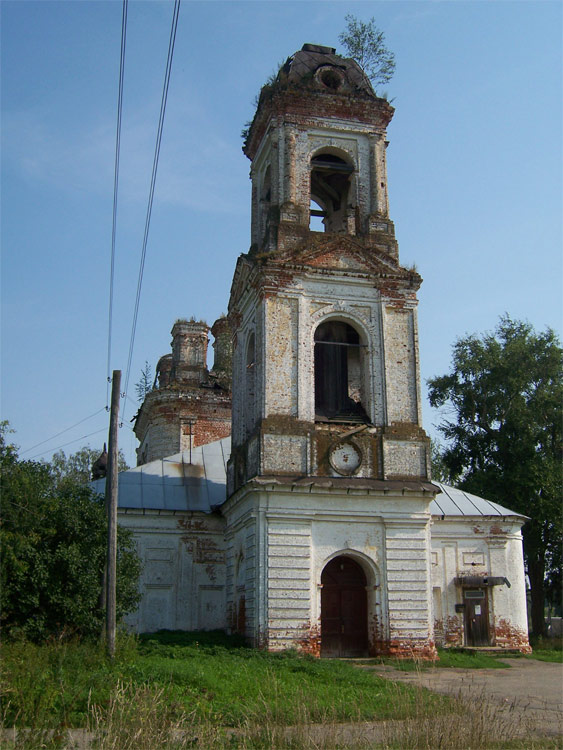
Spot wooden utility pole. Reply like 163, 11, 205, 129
105, 369, 121, 658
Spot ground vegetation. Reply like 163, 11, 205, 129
1, 631, 559, 749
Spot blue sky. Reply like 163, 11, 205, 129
1, 0, 561, 467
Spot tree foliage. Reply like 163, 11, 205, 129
135, 360, 153, 403
428, 316, 562, 635
339, 14, 395, 88
49, 445, 128, 488
429, 439, 452, 484
0, 425, 141, 641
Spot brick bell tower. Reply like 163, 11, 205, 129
223, 44, 437, 659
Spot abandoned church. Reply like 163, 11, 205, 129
93, 44, 531, 657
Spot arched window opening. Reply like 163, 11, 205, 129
261, 165, 271, 203
310, 153, 354, 233
259, 166, 271, 242
245, 333, 256, 437
314, 321, 368, 422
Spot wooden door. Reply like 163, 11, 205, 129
321, 556, 368, 657
463, 588, 490, 646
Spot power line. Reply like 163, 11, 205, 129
28, 428, 109, 461
20, 408, 107, 456
122, 0, 181, 415
106, 0, 129, 408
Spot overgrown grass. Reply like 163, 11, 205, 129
3, 682, 556, 749
0, 635, 137, 729
365, 646, 511, 671
2, 631, 559, 749
528, 635, 563, 663
1, 630, 446, 732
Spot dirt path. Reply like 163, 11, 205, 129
361, 657, 563, 739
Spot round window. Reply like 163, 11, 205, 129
320, 68, 342, 91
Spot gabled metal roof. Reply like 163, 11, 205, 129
430, 482, 528, 519
91, 437, 526, 520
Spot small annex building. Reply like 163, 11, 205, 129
95, 44, 531, 657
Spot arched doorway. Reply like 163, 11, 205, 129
321, 556, 368, 657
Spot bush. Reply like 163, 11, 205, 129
0, 425, 141, 641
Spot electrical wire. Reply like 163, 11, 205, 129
122, 0, 181, 415
106, 0, 129, 409
28, 428, 109, 461
20, 408, 107, 456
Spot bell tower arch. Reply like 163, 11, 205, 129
224, 43, 437, 659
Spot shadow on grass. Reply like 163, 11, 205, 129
139, 629, 248, 650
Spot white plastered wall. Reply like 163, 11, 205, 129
224, 485, 434, 653
118, 510, 226, 634
431, 517, 528, 647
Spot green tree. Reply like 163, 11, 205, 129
50, 445, 129, 488
428, 316, 562, 636
0, 425, 141, 641
430, 439, 452, 483
339, 14, 395, 89
135, 360, 153, 403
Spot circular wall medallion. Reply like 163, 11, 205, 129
328, 441, 362, 476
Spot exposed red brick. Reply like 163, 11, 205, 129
494, 617, 532, 654
444, 615, 463, 646
386, 639, 438, 661
296, 620, 321, 657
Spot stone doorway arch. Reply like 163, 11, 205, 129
320, 555, 368, 657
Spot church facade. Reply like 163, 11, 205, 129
101, 45, 530, 657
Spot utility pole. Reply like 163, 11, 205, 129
105, 369, 121, 658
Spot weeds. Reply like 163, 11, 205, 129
2, 632, 560, 749
528, 635, 563, 663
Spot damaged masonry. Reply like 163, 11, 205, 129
93, 44, 531, 657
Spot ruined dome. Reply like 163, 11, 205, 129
278, 43, 376, 98
243, 42, 392, 160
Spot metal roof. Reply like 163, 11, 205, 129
91, 437, 230, 513
91, 437, 526, 520
430, 482, 527, 519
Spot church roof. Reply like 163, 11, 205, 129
279, 44, 375, 97
91, 437, 230, 514
91, 437, 526, 521
431, 482, 527, 519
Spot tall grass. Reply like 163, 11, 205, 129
4, 679, 555, 749
528, 635, 563, 663
0, 635, 136, 729
1, 632, 559, 749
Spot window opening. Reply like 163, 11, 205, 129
245, 333, 256, 437
310, 153, 353, 233
259, 165, 271, 243
314, 321, 368, 422
464, 590, 486, 599
309, 199, 325, 231
261, 165, 271, 203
